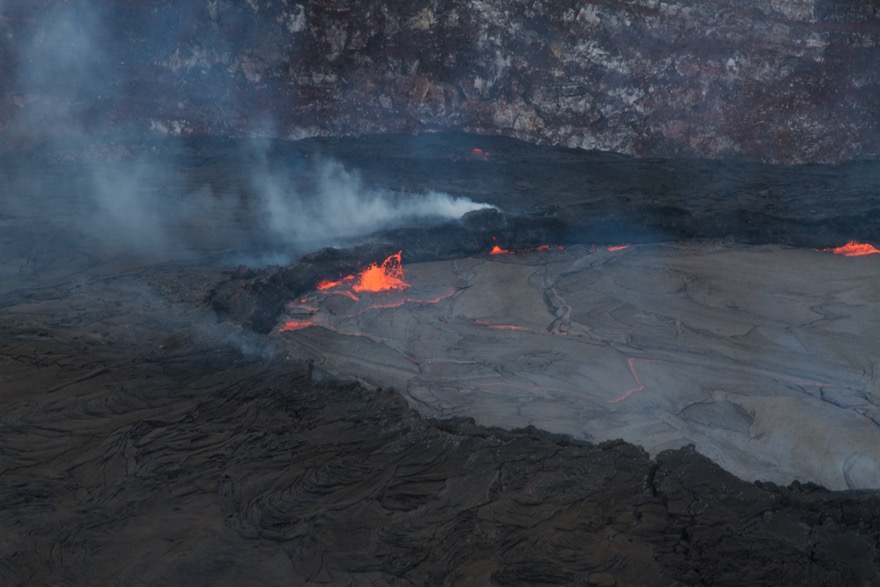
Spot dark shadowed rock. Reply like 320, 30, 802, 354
4, 335, 880, 584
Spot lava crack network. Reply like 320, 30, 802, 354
275, 243, 880, 490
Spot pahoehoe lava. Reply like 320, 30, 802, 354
271, 243, 880, 491
4, 134, 880, 584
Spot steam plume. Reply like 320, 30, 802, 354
254, 157, 495, 249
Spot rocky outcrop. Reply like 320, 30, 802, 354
2, 0, 879, 163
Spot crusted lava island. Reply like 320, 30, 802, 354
4, 134, 880, 585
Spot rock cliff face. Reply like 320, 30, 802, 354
2, 0, 879, 163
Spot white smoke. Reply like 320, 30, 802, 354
86, 158, 171, 252
57, 150, 494, 264
254, 157, 495, 248
12, 2, 108, 140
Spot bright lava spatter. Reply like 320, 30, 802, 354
352, 251, 409, 292
280, 251, 413, 332
312, 252, 410, 295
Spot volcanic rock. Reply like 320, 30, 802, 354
2, 1, 880, 163
4, 286, 880, 584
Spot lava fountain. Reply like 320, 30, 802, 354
352, 251, 409, 292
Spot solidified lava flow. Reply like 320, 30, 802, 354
473, 319, 531, 331
275, 242, 880, 491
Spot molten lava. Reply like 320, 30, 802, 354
606, 358, 647, 404
608, 245, 630, 252
488, 240, 563, 255
278, 251, 455, 338
352, 251, 410, 292
827, 241, 880, 257
313, 252, 410, 295
317, 275, 354, 290
453, 147, 491, 162
281, 320, 315, 332
470, 147, 490, 161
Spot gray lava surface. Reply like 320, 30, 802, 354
275, 243, 880, 490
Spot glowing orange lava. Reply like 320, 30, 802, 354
313, 252, 410, 295
608, 245, 630, 252
453, 147, 492, 163
489, 241, 564, 255
316, 275, 354, 290
470, 147, 490, 160
281, 320, 315, 332
826, 241, 880, 257
606, 358, 646, 404
352, 251, 410, 292
353, 289, 457, 315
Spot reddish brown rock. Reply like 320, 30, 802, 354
2, 0, 880, 163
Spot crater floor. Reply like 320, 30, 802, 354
277, 243, 880, 490
5, 134, 880, 583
